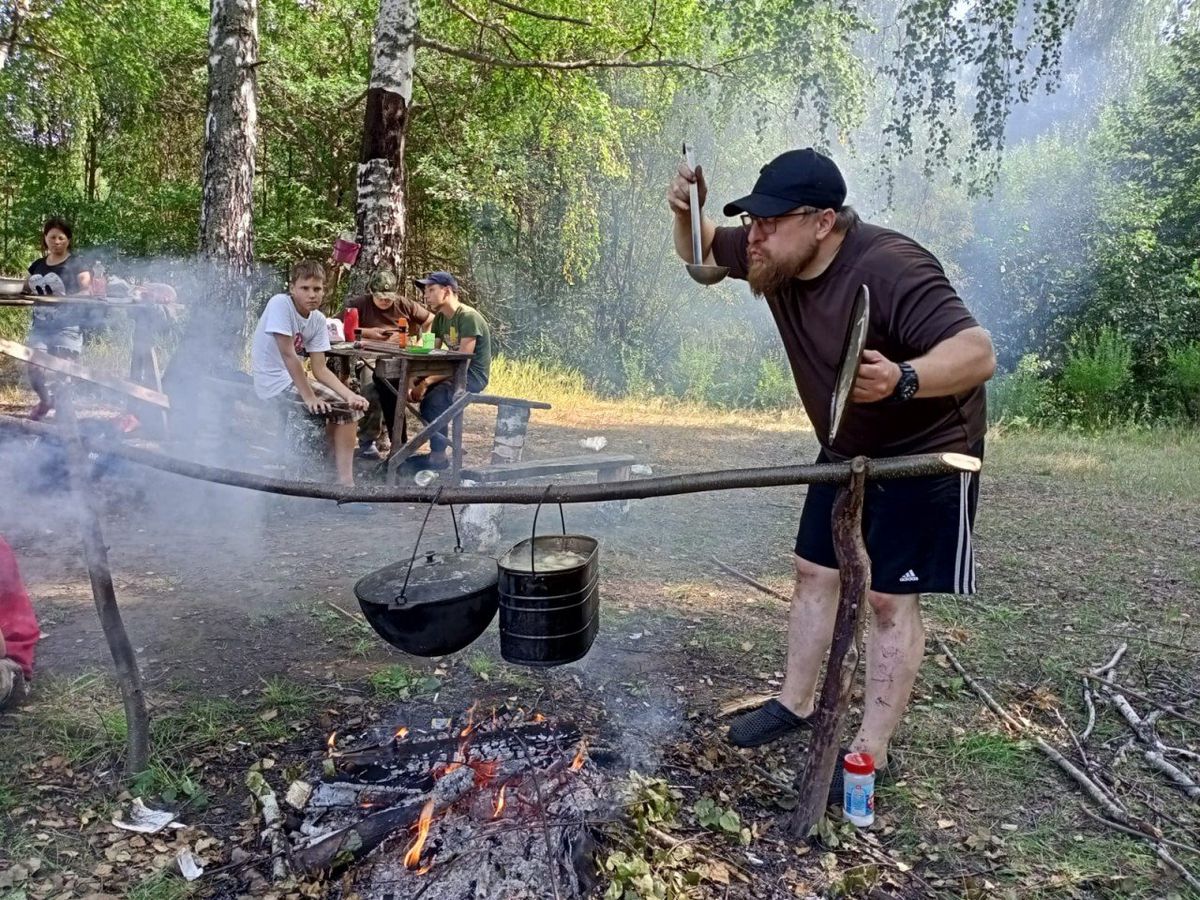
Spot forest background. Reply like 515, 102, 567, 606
1, 0, 1198, 426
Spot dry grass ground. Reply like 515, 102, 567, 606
1, 357, 1198, 898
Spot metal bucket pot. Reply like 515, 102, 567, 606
497, 502, 600, 667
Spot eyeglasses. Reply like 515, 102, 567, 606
740, 209, 821, 235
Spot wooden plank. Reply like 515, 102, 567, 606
460, 454, 637, 483
0, 338, 170, 409
470, 394, 552, 410
385, 390, 473, 480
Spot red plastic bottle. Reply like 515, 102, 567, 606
343, 307, 359, 342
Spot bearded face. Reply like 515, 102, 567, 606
747, 233, 820, 297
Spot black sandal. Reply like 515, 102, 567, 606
727, 699, 813, 748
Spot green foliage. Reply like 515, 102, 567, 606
1164, 342, 1200, 419
988, 354, 1051, 426
368, 665, 441, 699
692, 796, 751, 845
1060, 326, 1134, 426
752, 355, 796, 411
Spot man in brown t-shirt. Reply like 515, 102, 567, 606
339, 268, 434, 458
667, 149, 996, 797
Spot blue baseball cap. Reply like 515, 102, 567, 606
414, 271, 459, 290
723, 148, 847, 218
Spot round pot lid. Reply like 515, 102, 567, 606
355, 552, 498, 609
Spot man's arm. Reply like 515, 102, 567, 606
309, 353, 368, 410
667, 161, 718, 265
852, 327, 996, 403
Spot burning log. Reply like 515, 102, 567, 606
789, 456, 871, 835
293, 766, 475, 875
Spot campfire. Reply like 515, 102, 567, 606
286, 704, 605, 897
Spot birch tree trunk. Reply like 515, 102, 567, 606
0, 0, 33, 73
352, 0, 416, 288
198, 0, 258, 341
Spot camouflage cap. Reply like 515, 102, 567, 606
368, 268, 400, 292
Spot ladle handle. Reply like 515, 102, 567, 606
683, 142, 704, 266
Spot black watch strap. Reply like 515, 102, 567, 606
892, 361, 919, 402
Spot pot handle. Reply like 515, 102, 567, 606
529, 485, 567, 572
399, 486, 444, 600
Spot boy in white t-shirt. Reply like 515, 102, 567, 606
250, 260, 368, 486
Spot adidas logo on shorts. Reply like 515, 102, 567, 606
899, 570, 919, 583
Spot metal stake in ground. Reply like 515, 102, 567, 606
57, 385, 151, 776
789, 456, 871, 835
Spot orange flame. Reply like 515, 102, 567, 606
493, 785, 507, 818
532, 712, 546, 723
460, 702, 479, 737
404, 799, 435, 868
571, 739, 588, 771
395, 726, 409, 741
417, 863, 433, 875
326, 731, 337, 756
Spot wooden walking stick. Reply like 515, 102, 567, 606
57, 384, 151, 776
788, 456, 871, 835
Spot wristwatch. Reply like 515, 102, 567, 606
891, 361, 919, 402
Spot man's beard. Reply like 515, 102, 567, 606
747, 246, 815, 297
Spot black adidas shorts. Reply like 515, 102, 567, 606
795, 440, 983, 596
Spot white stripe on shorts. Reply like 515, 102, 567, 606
953, 471, 976, 594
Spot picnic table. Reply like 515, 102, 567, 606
1, 293, 181, 395
325, 341, 474, 484
0, 294, 181, 430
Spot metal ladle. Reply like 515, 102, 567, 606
682, 143, 729, 286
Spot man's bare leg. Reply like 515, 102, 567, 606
777, 556, 841, 717
327, 420, 356, 486
848, 592, 924, 770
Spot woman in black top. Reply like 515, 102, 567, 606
21, 217, 91, 420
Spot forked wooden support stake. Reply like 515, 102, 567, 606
788, 456, 871, 836
57, 386, 151, 776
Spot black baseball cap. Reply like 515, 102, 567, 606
723, 148, 847, 218
414, 271, 459, 290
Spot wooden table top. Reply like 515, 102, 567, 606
0, 293, 182, 311
325, 341, 473, 361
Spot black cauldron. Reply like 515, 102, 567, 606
354, 550, 498, 657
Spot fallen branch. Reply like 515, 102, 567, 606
246, 770, 289, 880
934, 638, 1155, 833
1091, 643, 1128, 677
709, 555, 790, 604
1080, 678, 1097, 743
1078, 807, 1200, 891
324, 600, 370, 631
717, 694, 776, 718
1078, 672, 1200, 729
1102, 687, 1200, 799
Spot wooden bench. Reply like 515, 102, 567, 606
460, 453, 636, 484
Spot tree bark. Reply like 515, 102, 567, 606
56, 388, 151, 777
789, 457, 871, 836
198, 0, 259, 340
352, 0, 416, 288
0, 0, 32, 73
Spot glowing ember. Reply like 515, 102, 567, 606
570, 739, 588, 771
326, 731, 337, 756
395, 726, 409, 741
493, 785, 507, 818
472, 759, 500, 786
404, 799, 435, 868
532, 712, 546, 723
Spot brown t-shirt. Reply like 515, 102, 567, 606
341, 293, 430, 333
711, 221, 986, 459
